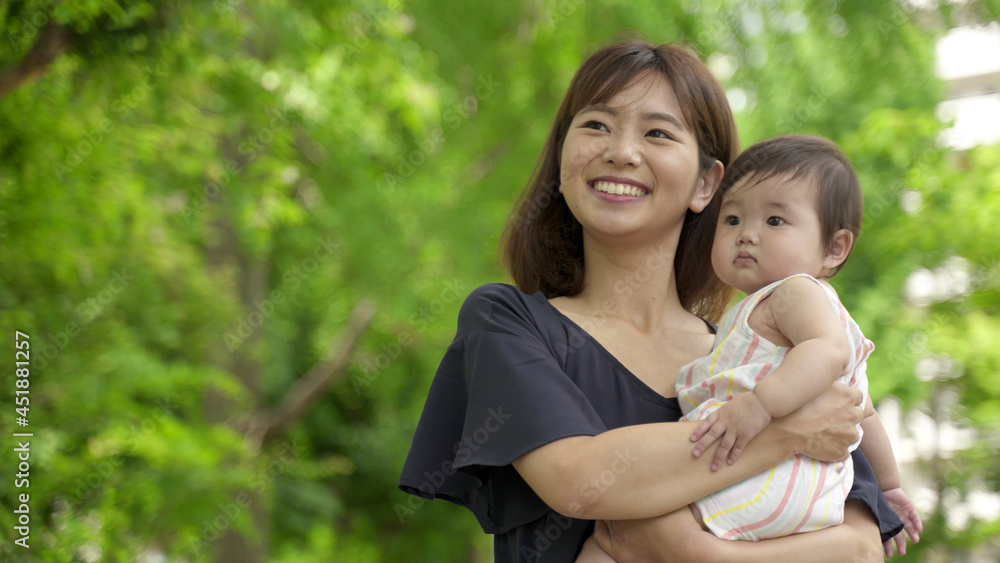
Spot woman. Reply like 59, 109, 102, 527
399, 39, 902, 561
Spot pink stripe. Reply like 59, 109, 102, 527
790, 462, 829, 534
754, 362, 776, 384
720, 456, 803, 540
682, 363, 695, 388
740, 335, 760, 365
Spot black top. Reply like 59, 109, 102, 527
399, 283, 903, 561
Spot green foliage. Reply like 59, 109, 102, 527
1, 0, 998, 561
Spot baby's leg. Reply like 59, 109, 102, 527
576, 508, 712, 562
575, 533, 617, 562
688, 503, 713, 533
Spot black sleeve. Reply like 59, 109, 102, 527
847, 449, 904, 543
398, 284, 606, 534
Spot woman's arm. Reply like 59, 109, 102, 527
595, 500, 883, 563
512, 383, 863, 520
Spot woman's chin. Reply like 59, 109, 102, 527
582, 223, 678, 249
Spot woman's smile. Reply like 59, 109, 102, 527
589, 176, 651, 201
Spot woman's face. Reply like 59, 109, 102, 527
559, 72, 720, 247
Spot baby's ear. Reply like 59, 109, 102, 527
824, 229, 855, 270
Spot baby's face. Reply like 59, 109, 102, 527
711, 173, 829, 294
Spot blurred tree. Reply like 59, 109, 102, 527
1, 0, 998, 561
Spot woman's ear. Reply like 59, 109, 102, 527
690, 160, 724, 213
823, 229, 855, 270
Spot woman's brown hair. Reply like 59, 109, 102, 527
501, 40, 740, 321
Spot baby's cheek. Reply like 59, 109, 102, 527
710, 243, 727, 277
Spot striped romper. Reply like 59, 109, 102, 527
676, 274, 872, 541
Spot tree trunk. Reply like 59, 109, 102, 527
0, 22, 75, 98
203, 187, 270, 563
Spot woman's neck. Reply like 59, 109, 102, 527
570, 233, 689, 334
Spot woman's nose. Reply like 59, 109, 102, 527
603, 134, 641, 168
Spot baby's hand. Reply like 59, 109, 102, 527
689, 392, 772, 471
882, 487, 923, 557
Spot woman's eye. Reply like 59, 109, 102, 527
725, 215, 740, 226
647, 129, 673, 140
583, 120, 608, 132
766, 216, 785, 226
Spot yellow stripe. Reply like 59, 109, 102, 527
704, 465, 777, 523
682, 300, 745, 408
813, 485, 833, 531
689, 305, 745, 408
708, 324, 737, 380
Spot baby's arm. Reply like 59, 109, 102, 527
859, 397, 923, 557
691, 277, 852, 470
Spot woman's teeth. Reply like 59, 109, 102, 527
592, 181, 648, 197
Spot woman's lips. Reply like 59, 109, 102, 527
588, 177, 650, 202
590, 180, 650, 197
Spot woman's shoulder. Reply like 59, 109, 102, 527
463, 282, 527, 304
460, 283, 535, 315
456, 283, 553, 339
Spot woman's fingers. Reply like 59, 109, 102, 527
790, 384, 863, 461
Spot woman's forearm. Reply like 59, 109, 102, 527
513, 419, 801, 520
514, 383, 862, 520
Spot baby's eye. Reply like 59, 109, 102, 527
766, 216, 785, 226
725, 215, 740, 226
583, 121, 609, 132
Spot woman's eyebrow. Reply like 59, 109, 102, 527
579, 104, 686, 131
579, 104, 616, 116
641, 112, 686, 131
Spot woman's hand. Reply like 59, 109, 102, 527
776, 382, 864, 462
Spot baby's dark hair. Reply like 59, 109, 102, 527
711, 134, 863, 276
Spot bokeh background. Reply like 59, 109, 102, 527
2, 0, 999, 561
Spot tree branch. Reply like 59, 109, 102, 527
0, 22, 76, 98
242, 298, 377, 450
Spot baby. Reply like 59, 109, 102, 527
578, 135, 922, 560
